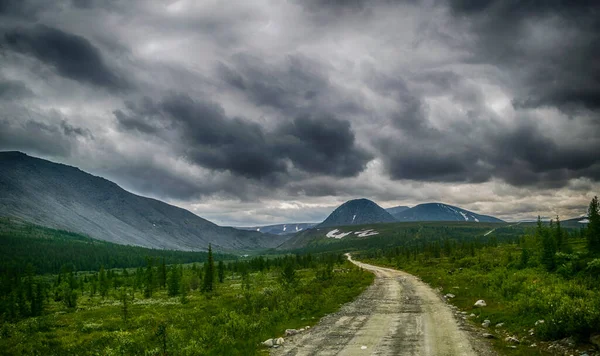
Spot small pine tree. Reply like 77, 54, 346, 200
281, 262, 296, 288
555, 215, 564, 252
99, 266, 108, 298
167, 266, 180, 297
588, 196, 600, 253
520, 248, 530, 268
179, 277, 188, 304
541, 226, 557, 271
120, 288, 130, 323
144, 258, 154, 298
159, 258, 167, 289
218, 260, 225, 283
202, 245, 215, 293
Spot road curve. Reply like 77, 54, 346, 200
272, 254, 493, 356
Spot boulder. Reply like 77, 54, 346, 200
285, 329, 298, 336
275, 337, 285, 345
445, 293, 456, 299
474, 300, 487, 307
505, 336, 520, 344
534, 319, 544, 326
299, 328, 305, 332
495, 323, 504, 328
305, 326, 311, 329
482, 320, 491, 328
263, 339, 274, 347
482, 333, 495, 339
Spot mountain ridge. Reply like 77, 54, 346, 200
394, 202, 503, 223
0, 151, 287, 251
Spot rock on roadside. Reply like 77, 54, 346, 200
474, 300, 487, 307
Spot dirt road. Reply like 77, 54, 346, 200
272, 254, 494, 356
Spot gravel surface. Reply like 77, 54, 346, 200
272, 254, 496, 356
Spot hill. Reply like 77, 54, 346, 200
0, 218, 235, 274
317, 198, 396, 228
237, 223, 317, 235
0, 151, 287, 251
385, 205, 410, 219
394, 203, 503, 223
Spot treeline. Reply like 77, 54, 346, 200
289, 222, 529, 255
0, 218, 234, 275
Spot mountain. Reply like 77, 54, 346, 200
386, 205, 410, 219
393, 203, 503, 223
317, 198, 397, 228
0, 151, 288, 251
237, 223, 317, 235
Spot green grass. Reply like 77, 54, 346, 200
358, 239, 600, 355
0, 262, 373, 355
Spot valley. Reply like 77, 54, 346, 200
1, 153, 598, 355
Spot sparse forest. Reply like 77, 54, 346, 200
0, 226, 373, 355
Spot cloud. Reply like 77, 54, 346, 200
0, 0, 598, 225
0, 79, 32, 99
2, 24, 127, 90
447, 0, 600, 112
276, 115, 373, 176
115, 93, 371, 181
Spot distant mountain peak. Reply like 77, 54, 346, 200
394, 202, 503, 223
318, 198, 396, 228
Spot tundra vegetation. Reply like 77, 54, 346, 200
0, 221, 373, 355
358, 196, 600, 355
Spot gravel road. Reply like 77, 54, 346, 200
272, 254, 495, 356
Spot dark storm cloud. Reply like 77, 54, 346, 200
2, 25, 127, 90
218, 54, 332, 113
0, 79, 32, 99
0, 117, 87, 157
115, 94, 371, 180
0, 0, 598, 223
161, 94, 287, 180
0, 0, 54, 20
448, 0, 600, 112
276, 115, 373, 176
380, 112, 600, 188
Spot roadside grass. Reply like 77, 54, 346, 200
0, 261, 373, 355
359, 240, 600, 356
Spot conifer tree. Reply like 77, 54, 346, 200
202, 245, 215, 292
99, 266, 108, 298
540, 223, 557, 271
168, 265, 180, 297
144, 257, 154, 298
588, 196, 600, 253
159, 258, 167, 289
555, 215, 564, 252
218, 260, 225, 283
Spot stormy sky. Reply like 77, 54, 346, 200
1, 0, 599, 226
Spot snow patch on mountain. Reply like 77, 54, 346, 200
326, 229, 353, 239
354, 229, 379, 237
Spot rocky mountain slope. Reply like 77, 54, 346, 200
0, 151, 287, 251
317, 198, 397, 228
394, 203, 503, 223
